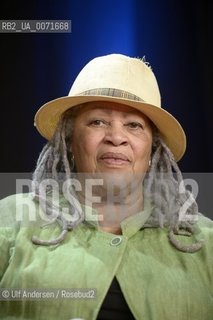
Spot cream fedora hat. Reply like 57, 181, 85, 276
34, 53, 186, 161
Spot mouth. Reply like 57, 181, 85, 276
99, 152, 130, 166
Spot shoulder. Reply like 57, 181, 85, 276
197, 214, 213, 231
0, 193, 41, 227
186, 215, 213, 258
196, 214, 213, 241
0, 193, 35, 207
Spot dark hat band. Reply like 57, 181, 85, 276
78, 88, 144, 102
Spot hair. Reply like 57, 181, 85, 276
31, 105, 203, 252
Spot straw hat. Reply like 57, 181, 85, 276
34, 53, 186, 161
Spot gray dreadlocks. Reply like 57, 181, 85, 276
31, 106, 203, 252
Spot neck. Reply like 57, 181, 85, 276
77, 179, 144, 234
96, 191, 144, 234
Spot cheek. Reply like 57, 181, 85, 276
136, 146, 151, 161
72, 129, 101, 161
133, 137, 152, 165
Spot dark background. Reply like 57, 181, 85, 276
0, 0, 212, 173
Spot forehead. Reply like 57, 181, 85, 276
73, 101, 151, 122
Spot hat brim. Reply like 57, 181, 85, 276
34, 95, 186, 161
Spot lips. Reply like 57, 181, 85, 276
99, 152, 130, 165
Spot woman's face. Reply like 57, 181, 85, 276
71, 102, 153, 174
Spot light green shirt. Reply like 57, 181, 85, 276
0, 193, 213, 320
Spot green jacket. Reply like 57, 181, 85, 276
0, 193, 213, 320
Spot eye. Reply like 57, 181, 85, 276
125, 122, 144, 130
88, 119, 107, 127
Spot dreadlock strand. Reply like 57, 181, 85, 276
168, 229, 204, 253
32, 112, 85, 246
144, 135, 203, 253
33, 144, 53, 184
32, 230, 68, 246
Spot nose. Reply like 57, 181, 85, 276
103, 122, 128, 146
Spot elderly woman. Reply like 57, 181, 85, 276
0, 54, 213, 320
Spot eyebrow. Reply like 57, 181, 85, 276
88, 107, 142, 118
